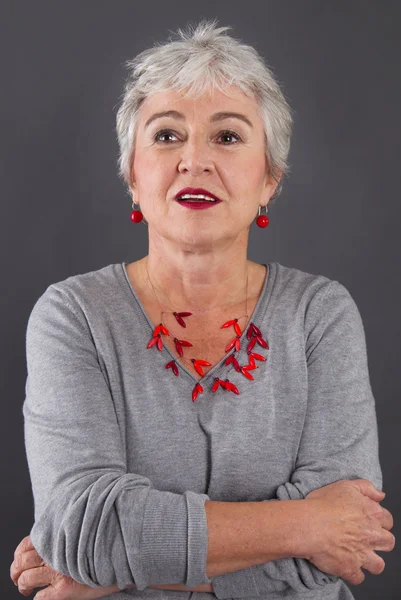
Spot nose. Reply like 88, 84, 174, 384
177, 138, 214, 175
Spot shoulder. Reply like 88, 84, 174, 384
271, 261, 363, 336
27, 263, 123, 327
272, 261, 332, 298
272, 261, 355, 307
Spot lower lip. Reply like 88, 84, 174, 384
176, 200, 222, 210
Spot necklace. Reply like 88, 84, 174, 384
144, 261, 269, 402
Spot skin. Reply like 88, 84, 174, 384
12, 86, 395, 595
10, 536, 213, 597
10, 84, 281, 597
127, 84, 280, 315
10, 483, 395, 596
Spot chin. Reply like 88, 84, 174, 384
163, 222, 233, 246
173, 228, 216, 244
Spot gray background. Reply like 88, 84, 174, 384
1, 1, 400, 598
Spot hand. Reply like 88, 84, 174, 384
304, 479, 395, 585
10, 534, 214, 597
10, 535, 101, 599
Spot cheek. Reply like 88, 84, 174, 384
135, 154, 172, 190
243, 153, 267, 182
223, 151, 266, 185
133, 152, 153, 180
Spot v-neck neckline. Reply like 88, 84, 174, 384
119, 260, 276, 385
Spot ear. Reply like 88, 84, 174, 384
264, 168, 282, 201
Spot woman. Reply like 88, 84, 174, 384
10, 19, 394, 600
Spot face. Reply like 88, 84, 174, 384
130, 85, 280, 249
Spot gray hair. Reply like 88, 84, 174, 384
115, 19, 294, 204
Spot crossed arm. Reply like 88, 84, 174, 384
16, 280, 383, 597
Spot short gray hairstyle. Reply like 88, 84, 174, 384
115, 19, 294, 204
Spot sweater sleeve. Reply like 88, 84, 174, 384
23, 284, 211, 592
211, 280, 383, 599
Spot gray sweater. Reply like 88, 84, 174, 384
23, 260, 382, 600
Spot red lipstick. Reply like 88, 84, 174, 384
174, 187, 223, 210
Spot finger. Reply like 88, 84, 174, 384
13, 535, 35, 560
375, 530, 396, 553
343, 566, 365, 586
379, 507, 394, 531
366, 525, 396, 554
31, 585, 57, 600
18, 566, 52, 595
361, 551, 386, 576
33, 588, 52, 600
370, 503, 394, 531
352, 479, 386, 501
10, 548, 46, 585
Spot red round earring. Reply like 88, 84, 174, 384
256, 205, 269, 228
130, 199, 143, 223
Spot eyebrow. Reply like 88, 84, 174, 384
144, 110, 254, 130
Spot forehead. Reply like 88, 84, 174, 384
137, 85, 262, 124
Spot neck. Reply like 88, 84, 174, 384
141, 232, 251, 313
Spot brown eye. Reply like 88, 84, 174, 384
154, 129, 178, 143
216, 130, 241, 144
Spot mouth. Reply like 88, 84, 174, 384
174, 187, 223, 209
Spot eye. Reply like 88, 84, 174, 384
154, 129, 179, 143
153, 128, 242, 145
216, 129, 242, 144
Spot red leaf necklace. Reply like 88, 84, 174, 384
145, 263, 269, 402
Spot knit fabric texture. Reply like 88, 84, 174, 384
23, 261, 382, 599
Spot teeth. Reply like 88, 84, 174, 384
177, 194, 216, 202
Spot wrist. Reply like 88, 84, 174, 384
86, 584, 124, 598
287, 498, 320, 560
265, 499, 313, 560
